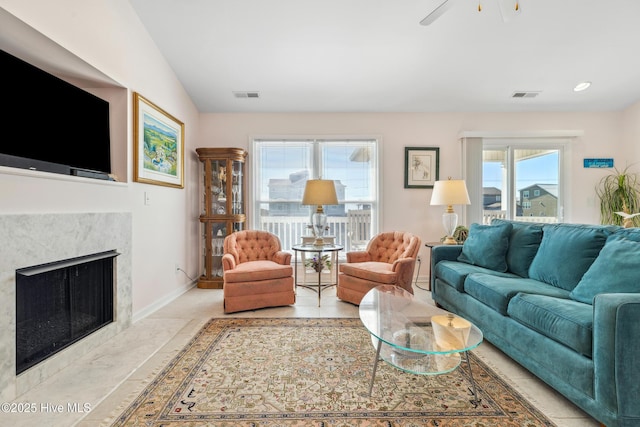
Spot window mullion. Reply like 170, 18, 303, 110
507, 147, 515, 219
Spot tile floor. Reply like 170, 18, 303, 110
3, 284, 600, 427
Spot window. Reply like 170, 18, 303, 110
481, 144, 563, 224
251, 138, 379, 251
462, 134, 574, 225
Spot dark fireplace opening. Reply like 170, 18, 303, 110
16, 250, 118, 375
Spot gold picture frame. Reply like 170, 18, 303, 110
133, 92, 184, 188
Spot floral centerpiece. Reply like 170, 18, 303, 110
305, 254, 332, 272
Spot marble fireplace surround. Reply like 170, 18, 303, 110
0, 212, 132, 401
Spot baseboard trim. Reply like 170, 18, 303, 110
132, 281, 196, 323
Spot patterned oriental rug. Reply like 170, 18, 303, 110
110, 318, 555, 426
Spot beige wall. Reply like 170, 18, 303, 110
198, 110, 637, 261
622, 101, 640, 162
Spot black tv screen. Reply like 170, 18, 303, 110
1, 49, 111, 176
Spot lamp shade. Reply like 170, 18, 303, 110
430, 179, 471, 206
302, 179, 338, 206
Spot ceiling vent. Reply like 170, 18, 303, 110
512, 91, 541, 98
233, 91, 260, 99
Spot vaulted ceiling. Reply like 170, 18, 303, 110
129, 0, 640, 113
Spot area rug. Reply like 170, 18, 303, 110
110, 318, 555, 426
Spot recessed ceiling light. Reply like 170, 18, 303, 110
573, 81, 591, 92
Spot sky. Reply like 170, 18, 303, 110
483, 151, 559, 191
259, 143, 373, 201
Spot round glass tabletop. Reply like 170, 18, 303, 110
291, 244, 344, 252
359, 285, 483, 375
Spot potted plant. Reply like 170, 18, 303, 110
595, 165, 640, 227
440, 225, 469, 244
305, 254, 332, 272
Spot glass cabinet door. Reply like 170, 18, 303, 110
231, 160, 244, 214
211, 222, 226, 278
209, 159, 227, 215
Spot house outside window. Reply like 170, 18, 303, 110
251, 138, 379, 251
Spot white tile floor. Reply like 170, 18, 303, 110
3, 285, 600, 427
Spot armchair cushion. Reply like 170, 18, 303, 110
340, 261, 396, 284
224, 260, 293, 283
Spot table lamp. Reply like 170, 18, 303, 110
302, 179, 339, 245
430, 178, 471, 245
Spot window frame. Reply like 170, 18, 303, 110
483, 140, 566, 223
461, 134, 574, 225
249, 137, 380, 250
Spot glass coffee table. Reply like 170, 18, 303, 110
359, 285, 483, 405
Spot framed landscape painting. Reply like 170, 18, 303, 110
404, 147, 439, 188
133, 92, 184, 188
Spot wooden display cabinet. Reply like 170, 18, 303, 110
196, 147, 248, 288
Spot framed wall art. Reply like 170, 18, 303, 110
133, 92, 184, 188
404, 146, 439, 188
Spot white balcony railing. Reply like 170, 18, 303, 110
260, 211, 373, 253
483, 211, 559, 225
260, 216, 350, 252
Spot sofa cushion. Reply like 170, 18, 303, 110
492, 219, 543, 278
457, 222, 513, 272
528, 223, 613, 291
339, 262, 397, 284
434, 261, 518, 292
569, 235, 640, 304
612, 226, 640, 242
464, 274, 570, 315
507, 293, 593, 358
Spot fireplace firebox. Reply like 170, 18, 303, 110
16, 250, 118, 374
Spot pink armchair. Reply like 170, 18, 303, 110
222, 230, 295, 313
337, 231, 421, 305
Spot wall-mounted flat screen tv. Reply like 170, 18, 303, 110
1, 49, 111, 178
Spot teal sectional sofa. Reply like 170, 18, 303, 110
431, 219, 640, 427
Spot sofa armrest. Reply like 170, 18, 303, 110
431, 245, 463, 289
273, 250, 292, 265
431, 245, 463, 265
222, 253, 236, 272
593, 293, 640, 423
346, 251, 370, 263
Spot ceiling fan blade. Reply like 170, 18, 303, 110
420, 0, 454, 26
